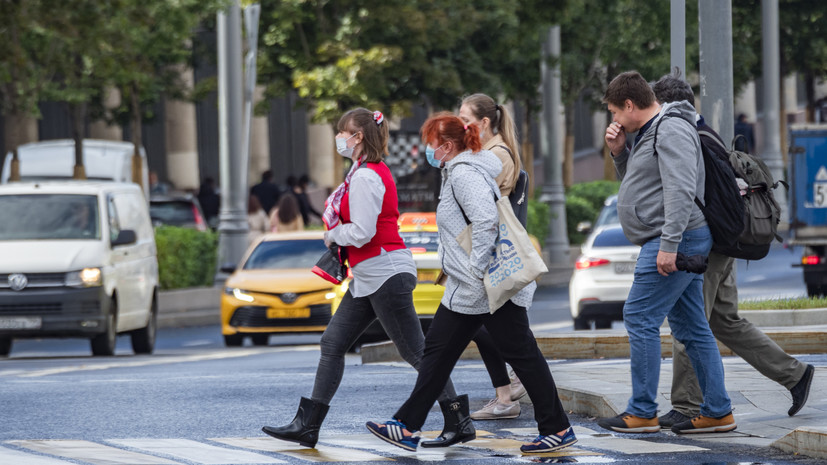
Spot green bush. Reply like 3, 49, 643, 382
155, 226, 218, 290
567, 180, 620, 212
527, 198, 550, 248
566, 195, 597, 245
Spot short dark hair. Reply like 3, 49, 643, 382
652, 68, 695, 105
603, 71, 656, 109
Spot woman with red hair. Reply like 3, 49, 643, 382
366, 112, 577, 454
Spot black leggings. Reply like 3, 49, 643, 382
393, 301, 570, 435
311, 273, 456, 405
473, 326, 511, 388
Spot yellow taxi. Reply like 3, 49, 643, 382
221, 231, 337, 346
331, 212, 444, 340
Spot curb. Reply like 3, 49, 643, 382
771, 427, 827, 460
361, 327, 827, 364
157, 286, 221, 329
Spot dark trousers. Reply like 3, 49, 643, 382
311, 273, 456, 404
394, 301, 570, 435
473, 327, 511, 388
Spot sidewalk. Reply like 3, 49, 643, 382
548, 356, 827, 460
362, 333, 827, 460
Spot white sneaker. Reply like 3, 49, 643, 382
470, 398, 520, 420
510, 375, 527, 401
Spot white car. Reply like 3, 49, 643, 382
569, 223, 640, 330
0, 181, 159, 356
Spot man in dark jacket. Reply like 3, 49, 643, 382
251, 170, 281, 215
651, 71, 814, 428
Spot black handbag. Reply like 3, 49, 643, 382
312, 243, 349, 284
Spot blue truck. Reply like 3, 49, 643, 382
788, 124, 827, 297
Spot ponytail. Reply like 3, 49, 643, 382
421, 111, 482, 153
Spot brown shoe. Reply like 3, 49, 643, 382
671, 413, 736, 434
597, 412, 660, 433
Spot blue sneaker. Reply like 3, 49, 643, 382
520, 427, 578, 454
366, 419, 420, 451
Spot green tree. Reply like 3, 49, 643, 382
100, 0, 226, 186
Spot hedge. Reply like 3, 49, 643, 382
155, 226, 218, 290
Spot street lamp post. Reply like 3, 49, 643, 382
540, 25, 570, 270
215, 0, 248, 281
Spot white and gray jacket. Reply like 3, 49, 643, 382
438, 150, 536, 315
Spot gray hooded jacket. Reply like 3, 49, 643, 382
438, 150, 536, 314
613, 100, 707, 252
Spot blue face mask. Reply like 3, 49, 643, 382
425, 144, 446, 168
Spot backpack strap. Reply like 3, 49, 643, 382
651, 111, 684, 157
448, 162, 498, 225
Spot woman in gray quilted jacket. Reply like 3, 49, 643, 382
366, 112, 577, 455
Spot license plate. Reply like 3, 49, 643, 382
0, 317, 42, 329
614, 262, 636, 274
266, 308, 310, 319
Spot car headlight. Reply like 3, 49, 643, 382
225, 287, 255, 303
65, 268, 103, 288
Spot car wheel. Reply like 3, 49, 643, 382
224, 334, 243, 347
0, 337, 11, 357
807, 284, 824, 298
573, 316, 591, 330
91, 299, 118, 356
131, 294, 158, 354
594, 318, 612, 330
251, 334, 269, 346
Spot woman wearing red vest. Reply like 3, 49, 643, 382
262, 108, 464, 449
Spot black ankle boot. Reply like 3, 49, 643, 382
262, 397, 330, 448
420, 394, 476, 448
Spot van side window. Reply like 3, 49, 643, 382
108, 197, 121, 243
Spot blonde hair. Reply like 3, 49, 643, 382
461, 93, 520, 160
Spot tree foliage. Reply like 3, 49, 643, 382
257, 0, 565, 123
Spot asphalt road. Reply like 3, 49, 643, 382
0, 242, 818, 464
2, 332, 822, 465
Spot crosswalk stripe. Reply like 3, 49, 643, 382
323, 433, 497, 461
0, 445, 77, 465
211, 437, 392, 462
6, 440, 181, 464
109, 438, 285, 464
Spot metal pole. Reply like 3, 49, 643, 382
215, 0, 249, 280
761, 0, 788, 224
242, 4, 260, 173
540, 25, 570, 267
698, 0, 734, 145
671, 0, 686, 76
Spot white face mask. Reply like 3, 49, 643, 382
335, 133, 359, 158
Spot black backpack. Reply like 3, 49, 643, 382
653, 114, 746, 253
700, 133, 787, 260
496, 145, 529, 227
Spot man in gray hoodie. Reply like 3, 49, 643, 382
596, 71, 735, 435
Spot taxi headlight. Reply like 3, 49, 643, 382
65, 268, 102, 288
226, 287, 255, 303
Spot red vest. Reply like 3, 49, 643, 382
340, 161, 406, 267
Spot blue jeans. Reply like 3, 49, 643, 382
623, 226, 732, 419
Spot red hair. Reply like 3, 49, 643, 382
420, 111, 482, 153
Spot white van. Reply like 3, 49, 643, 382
2, 139, 149, 198
0, 181, 159, 356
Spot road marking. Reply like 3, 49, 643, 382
109, 438, 285, 464
0, 445, 76, 464
501, 426, 708, 454
0, 346, 319, 378
211, 437, 391, 462
7, 440, 181, 464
